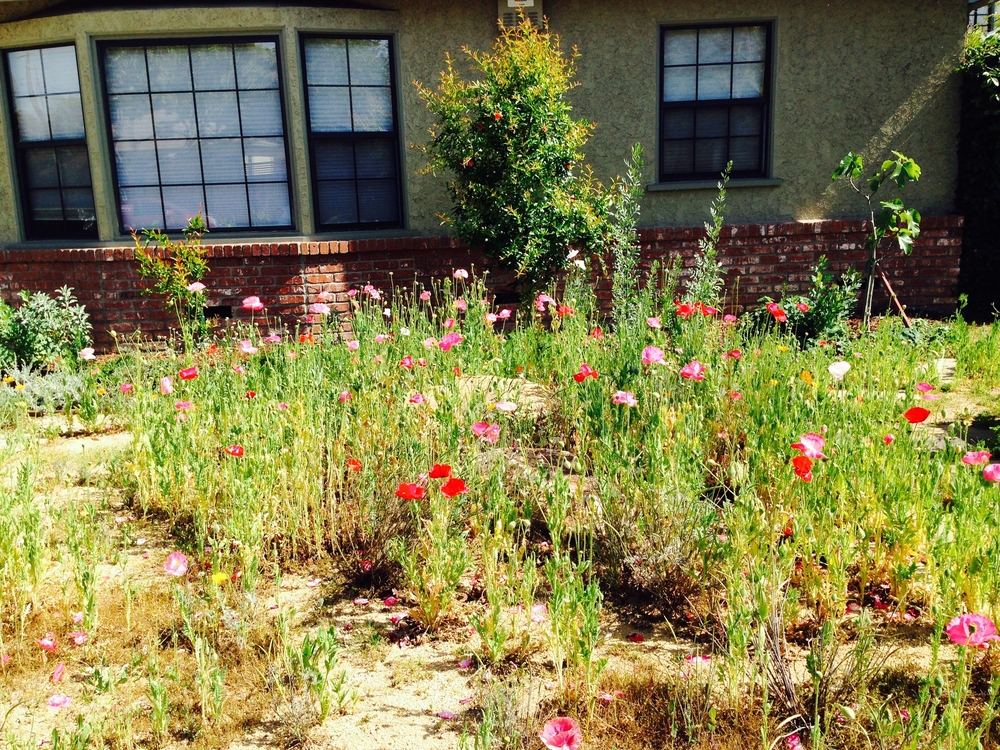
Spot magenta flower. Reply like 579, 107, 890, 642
164, 551, 189, 577
498, 309, 512, 320
51, 662, 65, 683
36, 633, 57, 653
962, 451, 991, 466
67, 631, 88, 646
242, 296, 264, 312
443, 317, 456, 329
347, 339, 360, 351
174, 400, 192, 411
791, 433, 827, 460
539, 717, 582, 750
264, 334, 282, 344
723, 314, 738, 323
611, 391, 638, 407
339, 391, 351, 403
420, 290, 431, 302
239, 339, 258, 355
410, 393, 427, 405
472, 421, 501, 445
119, 383, 134, 393
884, 434, 896, 445
232, 364, 246, 375
642, 346, 665, 366
985, 464, 1000, 483
375, 334, 389, 343
680, 361, 706, 381
309, 302, 331, 315
48, 694, 71, 710
454, 299, 468, 312
945, 613, 1000, 648
439, 333, 465, 351
535, 293, 556, 313
647, 317, 662, 329
916, 382, 934, 393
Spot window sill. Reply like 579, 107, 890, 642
647, 177, 784, 192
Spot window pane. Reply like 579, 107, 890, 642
663, 67, 696, 102
734, 26, 766, 63
115, 141, 159, 186
663, 30, 696, 66
239, 89, 283, 136
105, 48, 149, 94
358, 179, 397, 223
248, 182, 290, 226
244, 137, 286, 182
41, 47, 80, 94
110, 94, 154, 140
56, 147, 92, 187
147, 47, 191, 92
351, 87, 392, 131
162, 185, 205, 229
25, 149, 59, 188
318, 181, 358, 225
696, 108, 728, 138
663, 108, 695, 139
662, 140, 694, 175
200, 138, 246, 183
235, 43, 278, 89
8, 49, 45, 97
356, 139, 395, 179
698, 28, 732, 64
694, 138, 727, 174
304, 38, 349, 85
195, 91, 240, 137
314, 140, 355, 180
13, 96, 50, 141
732, 63, 764, 99
697, 65, 731, 100
348, 39, 390, 86
205, 183, 249, 227
152, 92, 197, 138
730, 136, 761, 171
29, 188, 62, 220
47, 93, 85, 139
157, 139, 202, 185
730, 105, 762, 136
62, 188, 96, 220
308, 86, 352, 131
120, 186, 164, 229
191, 45, 236, 91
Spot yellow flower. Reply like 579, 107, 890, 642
777, 345, 790, 352
96, 388, 106, 395
769, 379, 778, 387
801, 370, 814, 386
15, 384, 25, 391
2, 376, 13, 383
211, 572, 228, 586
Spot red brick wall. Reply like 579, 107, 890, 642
0, 216, 962, 350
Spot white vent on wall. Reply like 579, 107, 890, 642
498, 0, 543, 28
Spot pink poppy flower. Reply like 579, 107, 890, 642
1, 653, 10, 666
611, 390, 638, 407
984, 464, 1000, 483
160, 376, 173, 395
353, 598, 370, 607
436, 711, 457, 721
339, 391, 351, 403
642, 346, 665, 366
680, 361, 706, 381
485, 313, 498, 324
374, 334, 389, 344
347, 288, 358, 297
723, 314, 738, 323
573, 363, 599, 383
242, 296, 264, 312
458, 657, 473, 669
67, 631, 88, 646
164, 551, 189, 577
498, 309, 512, 320
945, 613, 1000, 647
384, 596, 399, 607
400, 355, 414, 370
37, 633, 57, 653
187, 281, 206, 293
922, 394, 941, 401
239, 339, 258, 355
900, 709, 911, 723
730, 392, 743, 400
277, 402, 289, 411
472, 421, 501, 445
539, 717, 582, 750
916, 382, 934, 392
647, 317, 662, 329
309, 302, 331, 315
963, 451, 992, 466
420, 291, 431, 302
179, 367, 198, 381
535, 294, 556, 312
454, 299, 468, 312
346, 339, 360, 351
317, 290, 333, 302
439, 333, 465, 351
410, 393, 427, 405
119, 383, 134, 393
174, 401, 192, 411
796, 302, 810, 313
51, 662, 65, 683
79, 347, 96, 361
791, 433, 827, 459
453, 269, 469, 280
702, 304, 718, 316
443, 317, 456, 330
786, 734, 804, 750
48, 694, 71, 711
884, 434, 895, 445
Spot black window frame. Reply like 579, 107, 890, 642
96, 35, 296, 236
299, 32, 404, 233
971, 3, 996, 30
658, 22, 774, 183
3, 42, 99, 241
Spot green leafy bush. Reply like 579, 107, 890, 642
0, 286, 91, 370
416, 19, 608, 291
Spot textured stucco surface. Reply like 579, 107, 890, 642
0, 0, 968, 245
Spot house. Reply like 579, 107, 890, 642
0, 0, 971, 348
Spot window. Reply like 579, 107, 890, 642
301, 36, 401, 231
100, 39, 292, 233
4, 45, 97, 240
659, 24, 772, 182
971, 3, 996, 30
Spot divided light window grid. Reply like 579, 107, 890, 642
302, 36, 401, 231
100, 39, 292, 233
660, 23, 771, 182
971, 4, 996, 30
4, 45, 98, 240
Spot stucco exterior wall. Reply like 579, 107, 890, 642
0, 0, 968, 246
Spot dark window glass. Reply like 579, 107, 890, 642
660, 24, 771, 182
101, 39, 292, 232
302, 36, 401, 231
5, 45, 97, 240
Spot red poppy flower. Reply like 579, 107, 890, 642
590, 327, 604, 339
626, 632, 644, 643
675, 301, 695, 319
766, 302, 788, 323
179, 367, 198, 380
791, 455, 813, 482
299, 332, 314, 344
429, 464, 452, 479
206, 344, 218, 355
225, 445, 244, 457
903, 407, 931, 424
796, 302, 810, 313
346, 458, 362, 472
400, 355, 414, 370
395, 483, 425, 501
440, 477, 469, 498
453, 367, 462, 377
573, 363, 599, 383
556, 305, 574, 318
493, 111, 502, 121
245, 390, 256, 400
